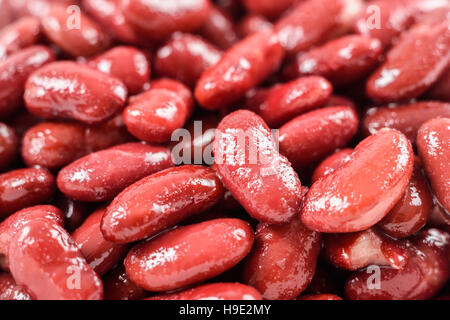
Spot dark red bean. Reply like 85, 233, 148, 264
121, 0, 211, 41
237, 14, 272, 37
0, 168, 55, 219
102, 165, 224, 243
362, 102, 450, 144
245, 76, 332, 127
243, 0, 295, 19
102, 265, 147, 300
88, 46, 150, 94
298, 294, 343, 300
124, 218, 254, 292
279, 106, 359, 170
0, 205, 63, 271
54, 195, 92, 232
428, 66, 450, 101
41, 4, 110, 57
0, 273, 32, 300
57, 142, 173, 202
198, 5, 239, 50
417, 117, 450, 213
72, 208, 129, 276
147, 282, 262, 300
301, 128, 413, 233
0, 122, 18, 172
155, 33, 223, 88
242, 219, 321, 300
0, 46, 55, 119
9, 219, 103, 300
214, 110, 303, 224
195, 28, 284, 110
25, 61, 127, 124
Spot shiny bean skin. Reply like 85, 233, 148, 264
0, 205, 63, 271
123, 79, 193, 143
214, 110, 303, 224
345, 228, 449, 300
323, 228, 410, 271
8, 219, 103, 300
0, 168, 55, 219
147, 282, 262, 300
54, 195, 92, 232
279, 106, 359, 170
283, 35, 382, 87
124, 218, 254, 292
25, 61, 128, 124
0, 17, 41, 61
102, 165, 224, 243
0, 122, 18, 172
366, 21, 450, 103
88, 46, 150, 94
195, 28, 284, 110
301, 128, 414, 233
155, 33, 223, 88
0, 46, 55, 119
41, 4, 110, 57
57, 143, 173, 202
378, 163, 433, 238
198, 5, 239, 50
311, 148, 353, 183
0, 273, 31, 300
242, 219, 321, 300
362, 102, 450, 144
245, 76, 332, 127
102, 265, 147, 300
121, 0, 211, 41
72, 208, 129, 276
237, 14, 272, 37
417, 118, 450, 213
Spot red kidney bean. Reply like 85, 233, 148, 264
54, 194, 92, 232
305, 264, 344, 295
84, 115, 135, 152
195, 28, 284, 110
345, 228, 449, 300
323, 228, 409, 271
274, 0, 362, 56
245, 76, 332, 127
72, 208, 129, 276
311, 148, 353, 183
378, 163, 433, 238
243, 0, 295, 19
362, 102, 450, 144
198, 5, 239, 50
155, 33, 223, 88
298, 294, 343, 300
0, 17, 41, 61
0, 205, 63, 271
242, 218, 321, 300
283, 35, 382, 87
417, 117, 450, 213
121, 0, 211, 41
279, 106, 359, 170
366, 21, 450, 103
0, 45, 55, 119
102, 165, 224, 243
355, 0, 448, 48
57, 142, 173, 202
0, 122, 18, 172
22, 122, 86, 170
82, 0, 140, 44
125, 218, 254, 292
9, 219, 103, 300
41, 4, 109, 57
102, 265, 147, 300
0, 168, 55, 219
88, 46, 150, 94
238, 14, 272, 37
25, 61, 127, 124
301, 128, 414, 233
123, 79, 193, 143
0, 273, 31, 300
214, 110, 303, 224
428, 66, 450, 101
148, 282, 262, 300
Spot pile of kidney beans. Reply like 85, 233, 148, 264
0, 0, 449, 301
